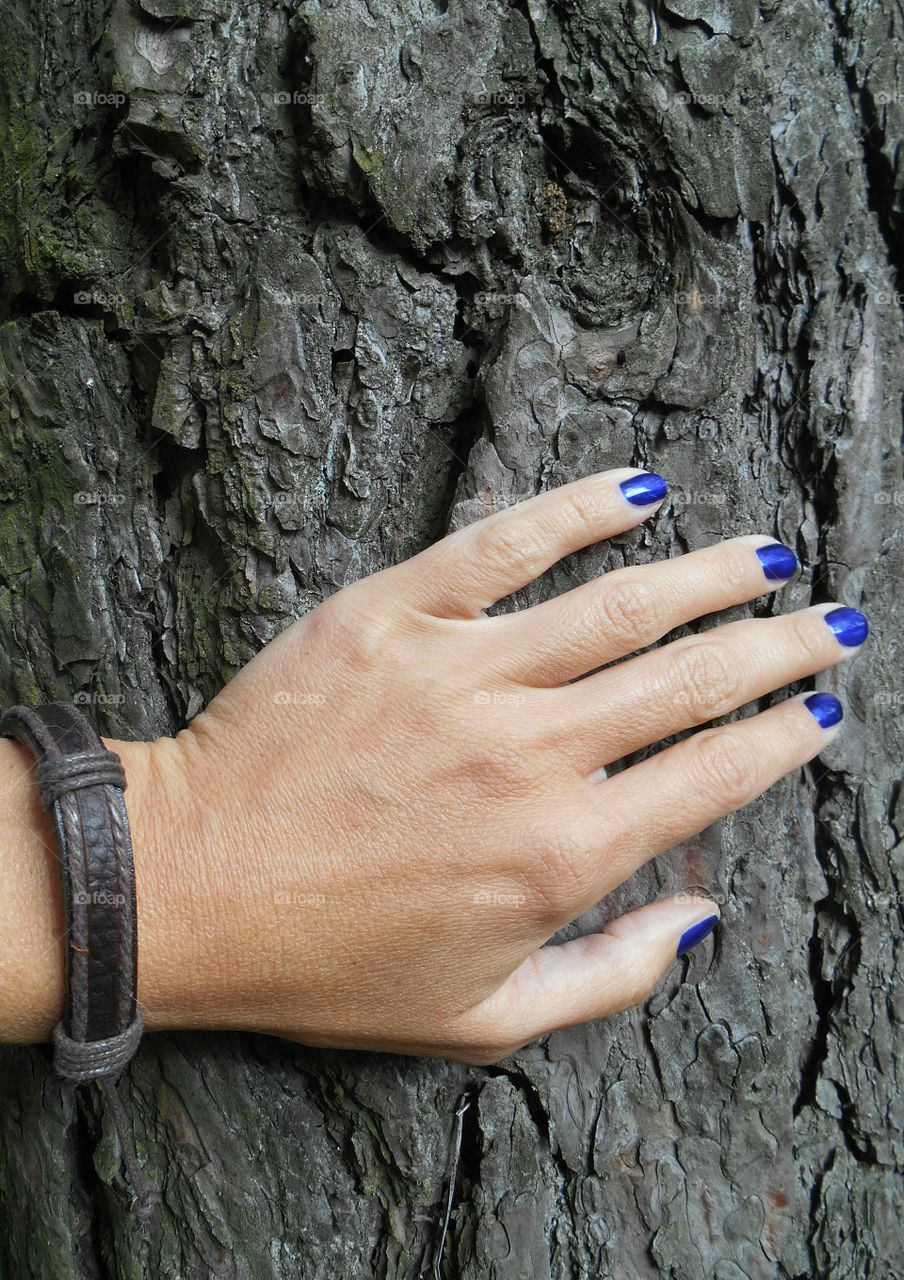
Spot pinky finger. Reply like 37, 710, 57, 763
462, 897, 721, 1056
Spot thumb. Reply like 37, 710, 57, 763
470, 896, 721, 1052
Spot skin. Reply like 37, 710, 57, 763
0, 467, 867, 1064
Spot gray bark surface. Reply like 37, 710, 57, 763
0, 0, 901, 1276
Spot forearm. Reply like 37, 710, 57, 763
0, 737, 65, 1042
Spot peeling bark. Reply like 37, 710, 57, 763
0, 0, 901, 1276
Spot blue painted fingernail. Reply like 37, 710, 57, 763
804, 692, 843, 728
755, 542, 798, 582
619, 472, 668, 506
824, 606, 869, 647
677, 914, 719, 957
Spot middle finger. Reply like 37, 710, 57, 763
556, 601, 869, 772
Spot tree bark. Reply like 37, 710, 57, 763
0, 0, 901, 1276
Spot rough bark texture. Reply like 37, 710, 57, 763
0, 0, 901, 1276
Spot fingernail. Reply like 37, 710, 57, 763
755, 542, 798, 582
619, 472, 668, 506
823, 606, 869, 648
676, 914, 719, 957
804, 691, 843, 729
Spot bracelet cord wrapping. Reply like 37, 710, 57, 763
0, 702, 155, 1219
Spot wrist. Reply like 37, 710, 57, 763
110, 731, 221, 1031
113, 723, 268, 1033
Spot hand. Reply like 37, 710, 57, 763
112, 467, 867, 1064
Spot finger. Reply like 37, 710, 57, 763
580, 690, 845, 900
488, 533, 800, 685
466, 897, 720, 1051
385, 467, 668, 618
558, 602, 869, 772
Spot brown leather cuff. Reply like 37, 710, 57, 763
0, 702, 142, 1076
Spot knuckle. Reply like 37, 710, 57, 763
674, 640, 744, 721
559, 482, 606, 532
595, 574, 658, 650
317, 585, 394, 669
787, 611, 833, 667
470, 734, 538, 797
526, 819, 594, 914
691, 729, 754, 806
784, 702, 822, 751
473, 513, 545, 584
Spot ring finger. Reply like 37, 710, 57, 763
572, 690, 849, 909
556, 601, 869, 772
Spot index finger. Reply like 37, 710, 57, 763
385, 467, 668, 618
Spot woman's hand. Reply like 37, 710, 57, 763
113, 467, 867, 1064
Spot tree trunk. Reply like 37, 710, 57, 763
0, 0, 901, 1276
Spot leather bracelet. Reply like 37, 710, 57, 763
0, 701, 154, 1215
